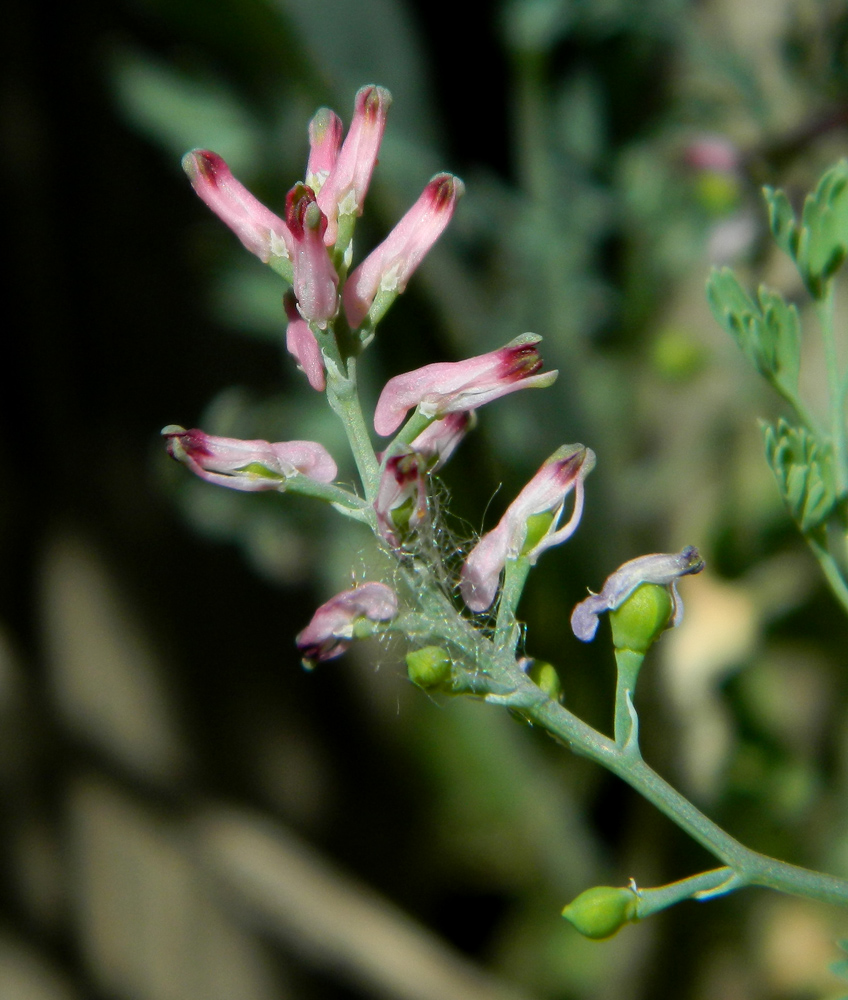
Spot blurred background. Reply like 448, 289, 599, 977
4, 0, 848, 997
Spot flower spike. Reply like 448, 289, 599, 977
344, 173, 465, 329
317, 85, 392, 247
182, 150, 292, 266
571, 546, 705, 642
296, 582, 398, 667
374, 334, 557, 437
162, 426, 337, 491
460, 445, 595, 613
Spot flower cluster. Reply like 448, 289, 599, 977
167, 85, 702, 671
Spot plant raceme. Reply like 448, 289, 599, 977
165, 89, 848, 941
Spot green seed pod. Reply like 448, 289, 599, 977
561, 885, 639, 940
525, 660, 562, 701
609, 582, 674, 654
521, 512, 555, 557
406, 646, 452, 690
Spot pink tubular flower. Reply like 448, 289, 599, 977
182, 150, 292, 264
296, 582, 399, 667
373, 448, 429, 548
285, 184, 339, 327
409, 411, 474, 471
317, 85, 392, 246
343, 173, 465, 329
571, 547, 705, 642
162, 426, 337, 491
306, 108, 343, 193
374, 334, 558, 437
284, 294, 325, 391
460, 445, 595, 613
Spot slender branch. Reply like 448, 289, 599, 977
806, 533, 848, 616
816, 289, 848, 497
469, 665, 848, 909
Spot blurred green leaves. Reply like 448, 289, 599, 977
706, 268, 801, 405
764, 160, 848, 299
762, 420, 838, 536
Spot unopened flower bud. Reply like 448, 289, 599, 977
296, 582, 398, 668
182, 150, 293, 271
406, 646, 453, 690
306, 107, 343, 193
317, 85, 392, 246
523, 659, 562, 701
344, 173, 465, 329
285, 183, 339, 327
561, 886, 639, 940
162, 426, 337, 491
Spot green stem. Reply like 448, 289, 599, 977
494, 557, 532, 653
323, 346, 380, 499
816, 289, 848, 497
634, 868, 739, 919
807, 532, 848, 616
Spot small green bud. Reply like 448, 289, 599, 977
562, 885, 639, 940
525, 660, 562, 701
406, 646, 452, 690
609, 582, 673, 654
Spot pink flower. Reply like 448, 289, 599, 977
284, 294, 325, 391
409, 411, 474, 471
460, 445, 595, 613
571, 547, 705, 642
182, 150, 292, 265
374, 334, 558, 437
317, 85, 392, 246
343, 173, 465, 329
162, 426, 337, 491
285, 184, 339, 327
373, 448, 429, 548
296, 582, 398, 666
306, 107, 343, 193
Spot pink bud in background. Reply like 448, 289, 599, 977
409, 411, 474, 471
296, 582, 398, 666
317, 85, 392, 246
306, 107, 343, 193
285, 184, 339, 327
460, 445, 595, 613
373, 448, 429, 548
162, 426, 337, 491
571, 546, 705, 642
182, 150, 292, 264
344, 173, 465, 328
284, 294, 326, 391
374, 334, 558, 437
